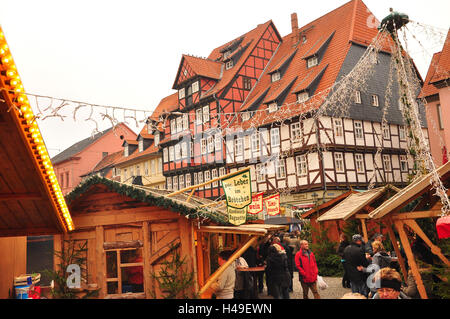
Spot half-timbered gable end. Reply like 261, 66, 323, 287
224, 0, 428, 206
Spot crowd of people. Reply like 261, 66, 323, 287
209, 230, 440, 300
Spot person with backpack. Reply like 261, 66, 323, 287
295, 240, 320, 299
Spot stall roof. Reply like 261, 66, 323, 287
66, 176, 258, 226
317, 186, 397, 222
369, 161, 450, 220
0, 27, 74, 237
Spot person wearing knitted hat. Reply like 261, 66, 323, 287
372, 267, 410, 299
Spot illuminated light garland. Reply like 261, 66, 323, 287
0, 26, 74, 231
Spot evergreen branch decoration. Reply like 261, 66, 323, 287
65, 176, 257, 225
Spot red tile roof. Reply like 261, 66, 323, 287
115, 143, 160, 166
91, 150, 123, 173
230, 0, 393, 130
430, 30, 450, 84
419, 52, 442, 98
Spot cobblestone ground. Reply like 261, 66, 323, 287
258, 272, 351, 299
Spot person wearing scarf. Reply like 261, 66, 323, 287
372, 267, 410, 299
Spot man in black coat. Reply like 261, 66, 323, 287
343, 234, 370, 297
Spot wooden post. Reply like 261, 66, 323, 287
198, 235, 259, 297
403, 219, 450, 267
195, 231, 205, 289
384, 219, 408, 282
142, 221, 151, 299
360, 218, 368, 242
395, 220, 428, 299
95, 226, 106, 298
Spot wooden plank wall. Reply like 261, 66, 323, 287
0, 236, 26, 298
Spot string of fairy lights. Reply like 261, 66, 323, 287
2, 18, 449, 216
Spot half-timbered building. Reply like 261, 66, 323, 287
158, 0, 428, 211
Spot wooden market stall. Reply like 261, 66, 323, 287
0, 26, 74, 298
64, 175, 285, 299
302, 186, 399, 243
368, 161, 450, 299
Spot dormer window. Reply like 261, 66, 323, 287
138, 139, 144, 152
307, 56, 318, 68
297, 92, 309, 103
225, 60, 234, 70
178, 88, 185, 99
154, 132, 160, 146
271, 71, 281, 82
354, 91, 362, 104
302, 35, 307, 43
268, 102, 278, 113
224, 50, 232, 60
124, 146, 129, 157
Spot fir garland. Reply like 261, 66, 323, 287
65, 176, 257, 225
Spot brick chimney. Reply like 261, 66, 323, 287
291, 13, 299, 44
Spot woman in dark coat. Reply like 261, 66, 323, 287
337, 233, 351, 288
266, 237, 291, 299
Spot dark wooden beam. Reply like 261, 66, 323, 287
0, 193, 42, 201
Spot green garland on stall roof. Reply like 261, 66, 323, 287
65, 176, 257, 226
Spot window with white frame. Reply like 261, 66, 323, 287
166, 177, 172, 190
192, 81, 199, 93
154, 133, 160, 146
399, 126, 406, 141
178, 88, 185, 99
270, 128, 280, 147
382, 123, 390, 139
186, 173, 191, 187
383, 154, 391, 171
297, 92, 309, 103
181, 142, 187, 158
163, 148, 168, 162
151, 160, 156, 175
355, 154, 364, 173
144, 161, 149, 176
203, 105, 210, 123
207, 135, 214, 153
276, 159, 286, 178
193, 172, 198, 185
271, 71, 281, 82
291, 122, 302, 141
215, 133, 222, 151
268, 102, 278, 113
190, 141, 194, 158
219, 167, 226, 185
201, 138, 207, 155
169, 146, 174, 161
251, 131, 260, 152
198, 171, 203, 185
334, 119, 343, 137
334, 152, 344, 172
171, 119, 176, 133
307, 56, 318, 68
183, 114, 189, 130
124, 146, 129, 157
235, 137, 244, 156
354, 90, 362, 104
176, 117, 183, 133
179, 175, 184, 189
225, 60, 233, 70
296, 155, 308, 176
354, 121, 363, 139
138, 139, 144, 152
243, 76, 252, 90
400, 155, 408, 172
173, 176, 178, 191
175, 143, 181, 160
196, 108, 203, 125
158, 158, 162, 173
204, 170, 211, 188
256, 163, 265, 182
212, 169, 218, 187
371, 94, 379, 107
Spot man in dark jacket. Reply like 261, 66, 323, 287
295, 240, 320, 299
337, 233, 351, 288
266, 237, 291, 299
343, 234, 370, 297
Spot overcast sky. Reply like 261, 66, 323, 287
1, 0, 449, 157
